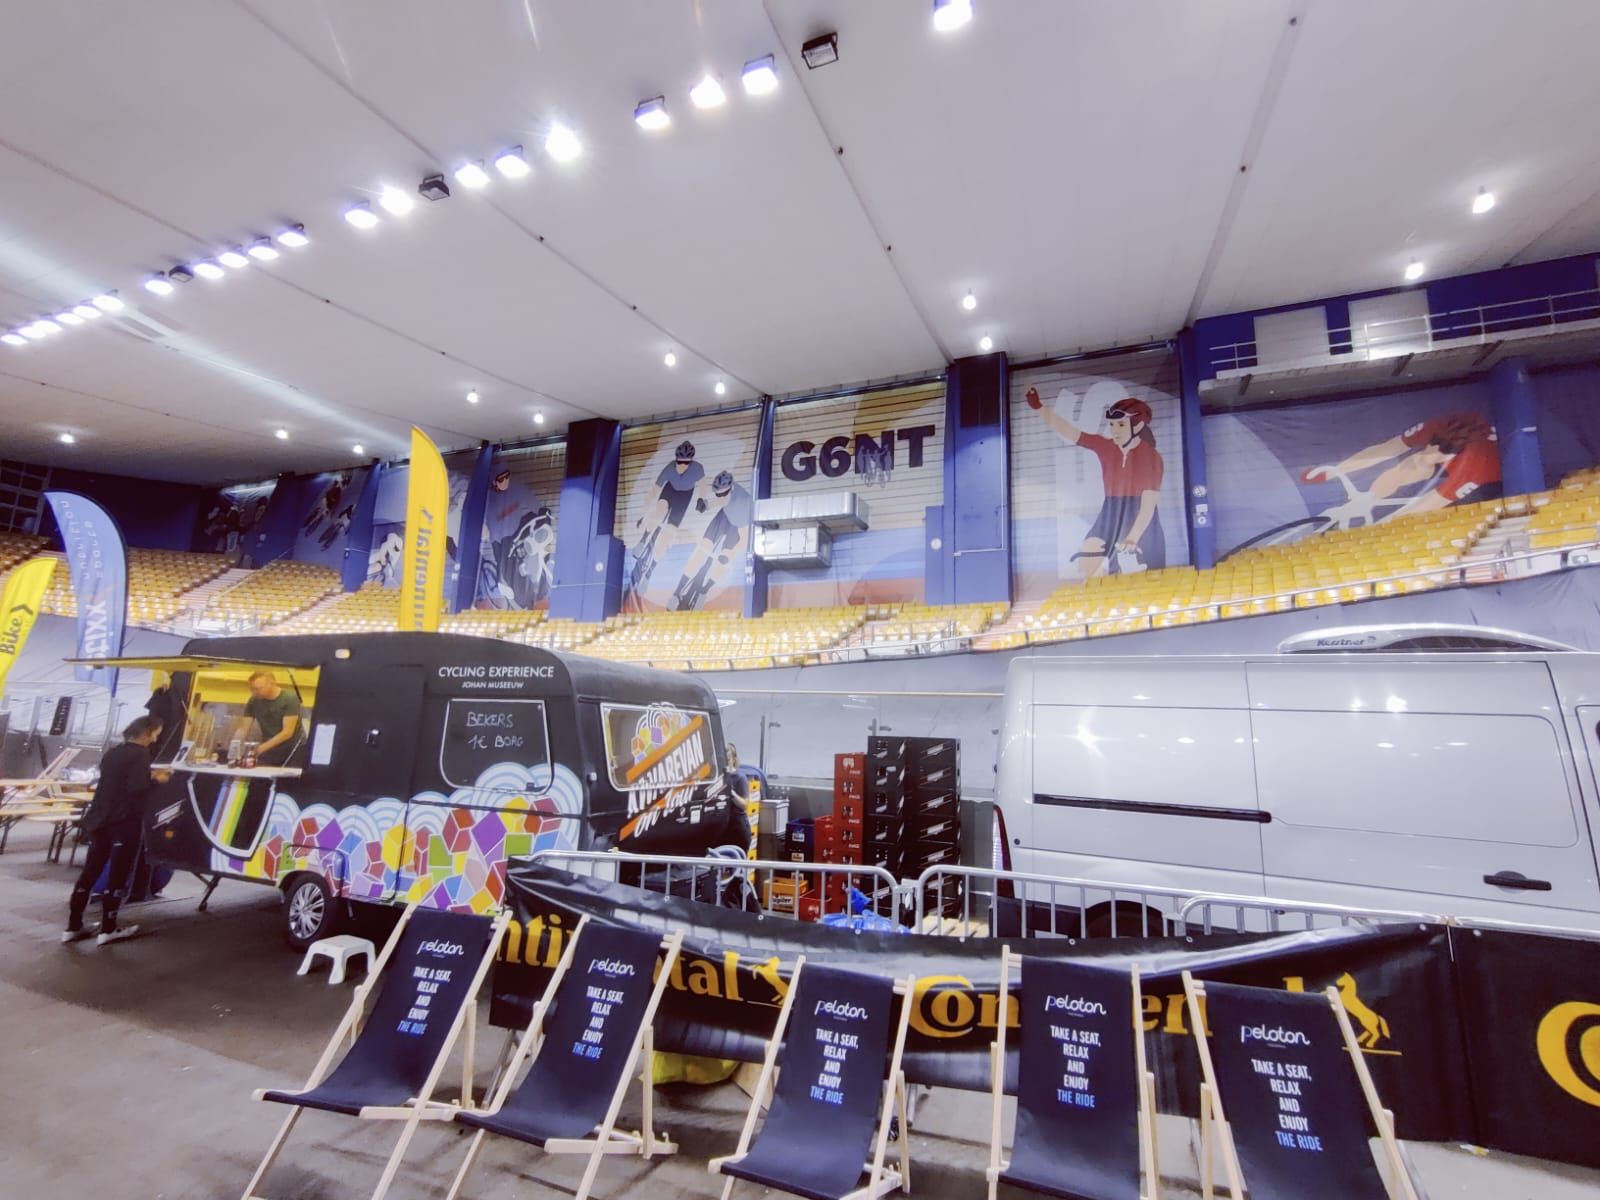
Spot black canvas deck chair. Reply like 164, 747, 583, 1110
441, 917, 684, 1200
988, 947, 1159, 1200
711, 959, 915, 1200
241, 904, 509, 1200
1182, 973, 1421, 1200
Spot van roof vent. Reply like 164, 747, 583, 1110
1276, 624, 1576, 654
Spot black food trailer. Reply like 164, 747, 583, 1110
84, 633, 733, 946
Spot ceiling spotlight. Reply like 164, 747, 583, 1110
467, 389, 481, 404
274, 428, 289, 440
378, 186, 415, 216
73, 304, 101, 319
1472, 186, 1496, 215
533, 410, 546, 426
453, 161, 490, 189
663, 351, 677, 367
634, 96, 670, 132
419, 174, 450, 202
352, 443, 365, 455
91, 293, 124, 312
248, 237, 280, 260
714, 380, 727, 396
143, 275, 174, 296
34, 319, 61, 334
932, 0, 973, 32
1404, 259, 1425, 282
218, 248, 251, 269
275, 224, 309, 247
1, 333, 26, 347
56, 311, 83, 327
58, 432, 76, 445
690, 74, 727, 109
545, 123, 582, 163
193, 260, 225, 280
961, 290, 977, 311
18, 325, 46, 340
802, 32, 839, 69
344, 202, 380, 229
166, 267, 194, 285
979, 335, 993, 352
494, 146, 531, 179
742, 55, 779, 96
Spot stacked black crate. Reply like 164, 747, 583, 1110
863, 735, 907, 917
904, 736, 962, 917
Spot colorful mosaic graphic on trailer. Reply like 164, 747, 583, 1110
207, 761, 583, 912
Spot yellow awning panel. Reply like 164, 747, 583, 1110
66, 655, 320, 672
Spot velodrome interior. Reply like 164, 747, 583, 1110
5, 4, 1600, 1198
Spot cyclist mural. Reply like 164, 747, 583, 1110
1205, 388, 1505, 559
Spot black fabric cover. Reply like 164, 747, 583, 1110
457, 924, 664, 1145
1203, 981, 1389, 1200
263, 909, 494, 1116
722, 965, 896, 1200
1001, 957, 1141, 1200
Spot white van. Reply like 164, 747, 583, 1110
995, 645, 1600, 932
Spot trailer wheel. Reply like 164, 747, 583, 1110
283, 874, 338, 950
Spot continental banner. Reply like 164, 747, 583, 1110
1455, 927, 1600, 1168
492, 865, 1470, 1143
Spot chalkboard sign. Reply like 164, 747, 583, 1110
1204, 981, 1391, 1199
439, 698, 550, 789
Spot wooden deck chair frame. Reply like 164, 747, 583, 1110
710, 959, 916, 1200
1182, 973, 1420, 1200
441, 919, 685, 1200
986, 946, 1160, 1200
240, 904, 511, 1200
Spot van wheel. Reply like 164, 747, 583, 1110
1084, 901, 1167, 940
283, 874, 339, 950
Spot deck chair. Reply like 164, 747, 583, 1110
1182, 973, 1420, 1200
712, 959, 915, 1200
441, 918, 684, 1200
988, 947, 1159, 1200
241, 904, 509, 1200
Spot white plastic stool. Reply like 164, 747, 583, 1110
297, 934, 376, 985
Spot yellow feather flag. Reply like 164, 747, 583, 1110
0, 557, 56, 694
400, 427, 449, 632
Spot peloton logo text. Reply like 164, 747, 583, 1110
1045, 994, 1108, 1017
1241, 1024, 1311, 1047
419, 940, 465, 959
816, 999, 869, 1021
591, 958, 637, 979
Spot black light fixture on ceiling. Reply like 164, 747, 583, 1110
419, 173, 450, 202
167, 265, 195, 284
802, 32, 839, 69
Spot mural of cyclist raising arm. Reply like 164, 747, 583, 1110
1026, 386, 1165, 576
1303, 413, 1500, 519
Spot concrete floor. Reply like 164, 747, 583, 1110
2, 825, 1598, 1200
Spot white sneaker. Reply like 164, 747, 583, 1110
61, 928, 94, 944
96, 924, 140, 945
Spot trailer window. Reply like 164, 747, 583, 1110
438, 698, 552, 791
600, 702, 718, 794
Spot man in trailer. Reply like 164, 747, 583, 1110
63, 716, 171, 945
245, 670, 305, 766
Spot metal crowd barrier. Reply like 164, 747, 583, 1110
529, 849, 901, 923
911, 864, 1202, 940
1176, 892, 1444, 936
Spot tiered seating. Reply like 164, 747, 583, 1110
511, 616, 607, 653
999, 497, 1503, 647
860, 602, 1006, 645
40, 548, 227, 624
275, 582, 401, 634
0, 531, 45, 573
206, 561, 342, 626
440, 609, 542, 637
1527, 468, 1600, 549
585, 606, 869, 668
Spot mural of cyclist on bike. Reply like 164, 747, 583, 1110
1026, 383, 1166, 576
670, 470, 751, 611
1303, 413, 1501, 515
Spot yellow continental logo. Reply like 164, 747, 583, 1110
1536, 1001, 1600, 1107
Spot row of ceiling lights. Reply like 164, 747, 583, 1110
141, 224, 309, 296
1404, 187, 1498, 282
2, 292, 124, 347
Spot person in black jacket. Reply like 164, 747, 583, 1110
63, 716, 171, 945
